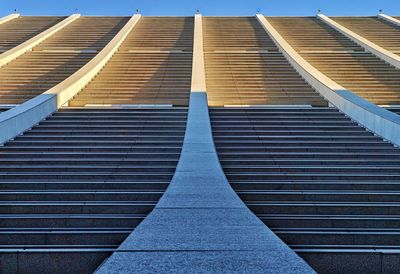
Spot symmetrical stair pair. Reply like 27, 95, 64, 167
1, 14, 400, 274
0, 16, 193, 274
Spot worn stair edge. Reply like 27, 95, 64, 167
257, 14, 400, 147
0, 14, 141, 145
95, 14, 316, 274
0, 14, 80, 68
317, 13, 400, 69
0, 13, 19, 26
378, 13, 400, 27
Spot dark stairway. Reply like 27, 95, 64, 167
210, 107, 400, 274
0, 107, 187, 273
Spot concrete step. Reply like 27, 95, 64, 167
0, 181, 168, 190
247, 202, 400, 215
259, 214, 400, 229
0, 228, 131, 245
0, 191, 163, 201
0, 249, 112, 274
232, 181, 400, 191
0, 214, 145, 228
0, 201, 156, 214
238, 190, 400, 202
276, 228, 400, 246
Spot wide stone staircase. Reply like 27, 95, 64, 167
0, 16, 65, 53
331, 16, 400, 54
210, 107, 400, 274
268, 17, 400, 107
69, 17, 193, 107
203, 17, 326, 107
0, 107, 187, 273
0, 16, 128, 108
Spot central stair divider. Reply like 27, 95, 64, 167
95, 14, 315, 274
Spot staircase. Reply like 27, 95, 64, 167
0, 107, 187, 273
268, 17, 400, 107
0, 17, 128, 107
331, 16, 400, 54
203, 17, 326, 107
0, 16, 65, 52
210, 107, 400, 274
69, 17, 194, 107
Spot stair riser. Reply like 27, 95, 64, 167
0, 217, 143, 228
0, 232, 128, 245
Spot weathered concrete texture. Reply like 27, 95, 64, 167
95, 92, 315, 274
299, 250, 400, 274
317, 13, 400, 69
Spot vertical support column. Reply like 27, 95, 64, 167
378, 13, 400, 27
95, 14, 315, 274
0, 13, 19, 25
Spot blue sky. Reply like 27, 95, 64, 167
1, 0, 400, 17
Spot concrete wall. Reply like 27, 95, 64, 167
0, 14, 80, 68
317, 13, 400, 69
257, 14, 400, 147
0, 14, 141, 145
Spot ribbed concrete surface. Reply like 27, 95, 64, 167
331, 16, 400, 54
70, 17, 193, 107
0, 17, 128, 107
0, 107, 187, 274
211, 107, 400, 274
268, 17, 400, 107
203, 17, 326, 107
0, 16, 65, 52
